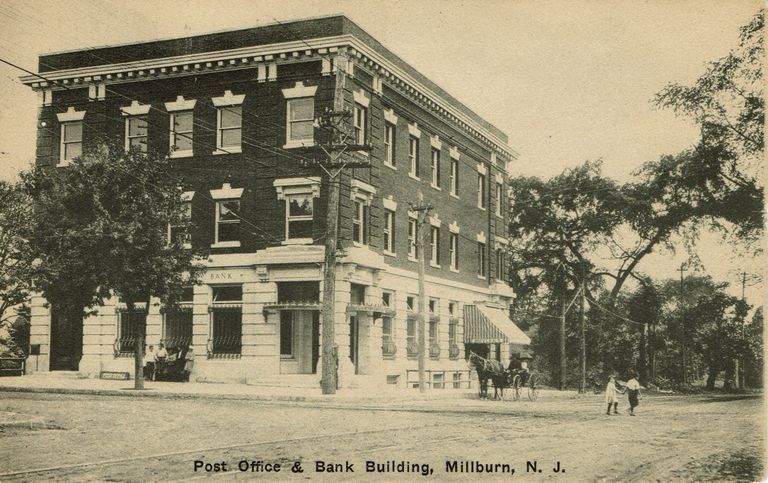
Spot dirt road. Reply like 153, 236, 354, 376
0, 392, 763, 481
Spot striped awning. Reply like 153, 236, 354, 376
463, 304, 531, 345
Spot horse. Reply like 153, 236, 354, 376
468, 351, 508, 399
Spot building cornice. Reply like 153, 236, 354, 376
21, 33, 516, 159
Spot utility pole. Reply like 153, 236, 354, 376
410, 195, 431, 393
559, 273, 566, 391
738, 271, 748, 389
312, 55, 371, 394
678, 264, 686, 385
579, 261, 586, 394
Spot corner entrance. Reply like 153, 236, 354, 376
49, 306, 83, 371
279, 310, 319, 374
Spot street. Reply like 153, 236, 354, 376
0, 391, 763, 481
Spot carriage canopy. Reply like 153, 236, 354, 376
463, 304, 531, 345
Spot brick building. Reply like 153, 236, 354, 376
21, 15, 530, 387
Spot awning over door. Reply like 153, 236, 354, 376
463, 304, 531, 345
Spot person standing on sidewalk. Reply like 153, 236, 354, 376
625, 373, 641, 415
143, 345, 156, 381
605, 375, 623, 415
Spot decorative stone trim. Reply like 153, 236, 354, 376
281, 81, 318, 99
273, 177, 321, 200
56, 106, 86, 122
210, 183, 244, 200
407, 209, 418, 219
449, 221, 460, 234
430, 135, 442, 150
408, 122, 421, 139
351, 179, 376, 205
120, 100, 151, 116
494, 235, 509, 246
181, 191, 195, 202
353, 88, 370, 108
449, 146, 460, 160
476, 231, 486, 244
477, 162, 487, 175
383, 108, 398, 125
212, 90, 245, 107
429, 214, 441, 227
495, 172, 504, 184
87, 83, 106, 101
165, 95, 197, 112
372, 75, 383, 95
382, 195, 398, 211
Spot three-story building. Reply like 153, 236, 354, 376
22, 15, 530, 387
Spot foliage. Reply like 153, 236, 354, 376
654, 11, 764, 239
0, 181, 33, 327
21, 140, 206, 384
0, 306, 30, 357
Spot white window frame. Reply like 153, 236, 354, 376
121, 101, 151, 153
354, 103, 367, 146
477, 241, 487, 278
407, 214, 418, 261
495, 246, 505, 281
350, 179, 375, 246
212, 90, 245, 154
495, 180, 504, 218
450, 157, 459, 197
430, 226, 440, 268
273, 177, 321, 245
125, 115, 148, 153
285, 193, 314, 244
477, 172, 487, 210
281, 81, 318, 149
384, 122, 396, 168
450, 232, 459, 272
59, 121, 83, 165
56, 107, 86, 166
352, 199, 368, 245
383, 208, 395, 255
408, 136, 419, 179
430, 148, 441, 189
165, 95, 196, 158
210, 183, 244, 248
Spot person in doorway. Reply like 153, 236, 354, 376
182, 345, 195, 382
143, 345, 156, 381
605, 375, 623, 415
625, 372, 642, 415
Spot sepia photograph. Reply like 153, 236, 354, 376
0, 0, 764, 481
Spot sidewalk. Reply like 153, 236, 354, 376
0, 373, 579, 409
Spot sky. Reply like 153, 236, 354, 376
0, 0, 762, 304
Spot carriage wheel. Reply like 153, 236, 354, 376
512, 374, 522, 401
527, 374, 539, 401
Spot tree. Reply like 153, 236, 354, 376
655, 11, 764, 239
0, 181, 33, 353
22, 140, 205, 389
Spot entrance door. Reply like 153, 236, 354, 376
279, 310, 317, 374
349, 316, 359, 374
50, 306, 83, 371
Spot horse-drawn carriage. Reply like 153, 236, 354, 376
468, 351, 540, 401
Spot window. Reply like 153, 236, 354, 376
170, 111, 194, 156
209, 285, 243, 357
382, 291, 392, 308
430, 226, 440, 267
428, 298, 438, 315
409, 136, 419, 178
478, 172, 486, 209
450, 233, 459, 271
287, 97, 314, 144
384, 123, 395, 166
448, 317, 459, 360
286, 193, 313, 241
383, 209, 395, 254
215, 200, 240, 245
496, 180, 504, 217
406, 295, 417, 312
168, 200, 192, 248
350, 283, 366, 305
163, 296, 193, 351
428, 313, 440, 360
448, 301, 456, 317
352, 199, 369, 245
280, 311, 293, 357
408, 216, 418, 260
60, 121, 83, 163
496, 247, 505, 281
125, 116, 148, 152
450, 157, 459, 196
430, 148, 441, 188
116, 309, 147, 357
477, 241, 486, 278
216, 106, 242, 151
354, 103, 367, 145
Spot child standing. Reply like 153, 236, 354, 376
625, 373, 641, 415
605, 375, 623, 415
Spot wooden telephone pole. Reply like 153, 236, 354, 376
410, 195, 431, 393
312, 56, 371, 394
